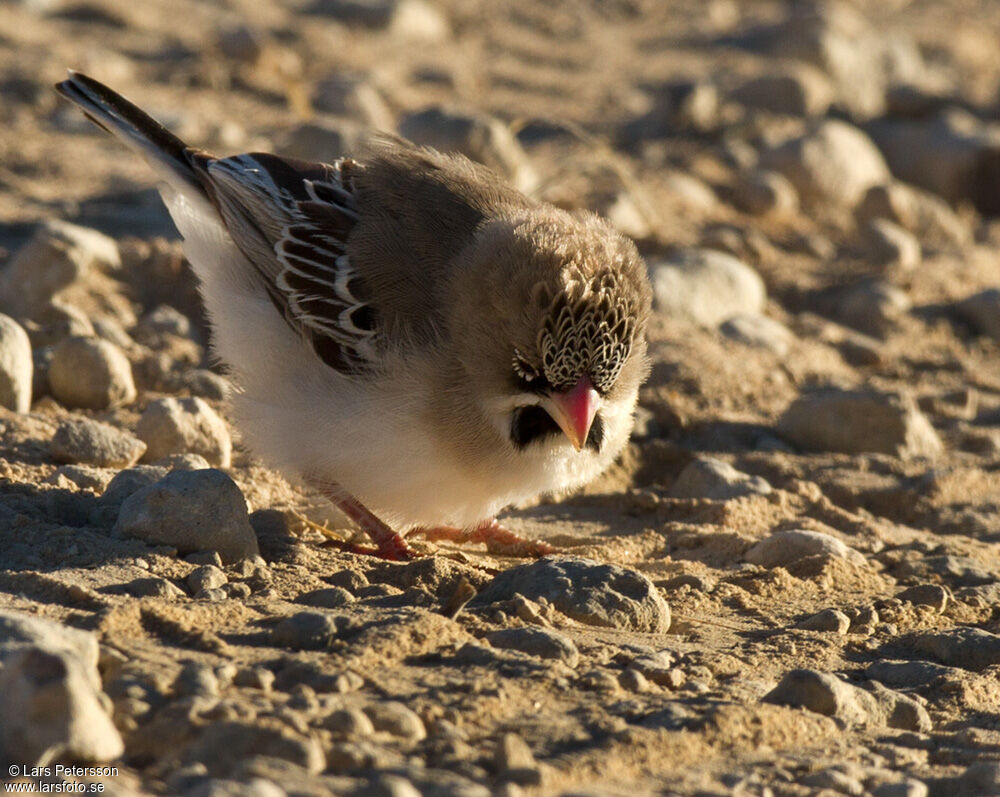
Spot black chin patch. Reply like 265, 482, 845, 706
510, 406, 604, 453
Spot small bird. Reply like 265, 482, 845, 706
56, 71, 652, 560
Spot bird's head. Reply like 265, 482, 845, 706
446, 210, 652, 457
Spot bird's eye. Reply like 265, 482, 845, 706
512, 350, 548, 392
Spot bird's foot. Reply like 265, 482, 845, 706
410, 519, 555, 557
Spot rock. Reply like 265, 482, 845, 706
796, 608, 850, 634
828, 280, 911, 338
864, 681, 932, 732
855, 181, 969, 249
486, 627, 579, 667
0, 610, 99, 672
174, 661, 220, 699
311, 73, 394, 130
765, 669, 876, 725
761, 120, 890, 208
802, 769, 864, 795
48, 336, 136, 410
778, 390, 942, 458
50, 417, 146, 467
729, 170, 799, 217
871, 780, 927, 797
370, 775, 422, 797
495, 733, 542, 786
270, 611, 343, 650
649, 248, 766, 327
619, 668, 650, 693
720, 314, 794, 356
187, 565, 227, 594
745, 530, 866, 568
273, 120, 365, 162
296, 587, 356, 608
474, 557, 671, 633
363, 701, 426, 742
865, 659, 955, 689
0, 314, 32, 412
911, 627, 1000, 672
731, 63, 834, 116
949, 762, 1000, 796
24, 307, 95, 349
180, 720, 324, 777
113, 468, 259, 563
619, 79, 720, 143
387, 0, 449, 41
48, 464, 114, 492
862, 219, 921, 271
0, 219, 120, 318
176, 369, 231, 401
215, 23, 265, 63
119, 576, 186, 599
896, 584, 949, 613
233, 667, 274, 691
956, 289, 1000, 340
668, 457, 772, 500
136, 397, 232, 468
321, 707, 375, 739
398, 106, 538, 193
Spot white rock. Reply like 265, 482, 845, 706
746, 530, 866, 568
720, 314, 794, 356
730, 170, 799, 217
862, 219, 921, 271
311, 73, 394, 130
855, 181, 969, 249
389, 0, 449, 41
649, 248, 765, 327
48, 336, 136, 410
137, 396, 232, 468
669, 458, 772, 500
0, 314, 32, 412
731, 63, 835, 117
50, 417, 146, 468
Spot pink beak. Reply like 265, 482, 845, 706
545, 376, 600, 451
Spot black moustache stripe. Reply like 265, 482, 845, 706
510, 406, 603, 453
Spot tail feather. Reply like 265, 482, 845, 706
55, 70, 210, 197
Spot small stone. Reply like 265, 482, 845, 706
24, 305, 94, 348
486, 627, 579, 667
746, 530, 866, 569
761, 120, 890, 208
720, 314, 794, 356
801, 769, 864, 796
50, 417, 146, 467
0, 314, 32, 412
911, 627, 1000, 672
896, 584, 949, 613
796, 608, 851, 634
136, 304, 192, 340
113, 468, 259, 564
273, 120, 365, 162
730, 170, 799, 217
763, 669, 876, 726
187, 565, 227, 594
864, 660, 957, 688
649, 248, 766, 327
270, 612, 342, 651
325, 570, 368, 591
871, 780, 928, 797
731, 64, 834, 117
778, 390, 942, 458
158, 453, 214, 471
180, 721, 324, 777
49, 336, 136, 410
494, 733, 541, 786
668, 457, 772, 500
216, 23, 264, 63
320, 707, 375, 740
855, 181, 969, 249
295, 587, 356, 609
174, 661, 220, 698
137, 397, 232, 468
311, 73, 394, 130
950, 763, 1000, 796
233, 667, 274, 691
185, 550, 224, 567
176, 369, 231, 401
862, 219, 921, 271
363, 701, 427, 742
388, 0, 449, 41
618, 668, 650, 692
48, 464, 113, 492
473, 556, 670, 633
831, 280, 911, 338
120, 577, 186, 599
956, 289, 1000, 341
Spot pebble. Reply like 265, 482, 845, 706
187, 565, 228, 594
363, 701, 427, 742
48, 463, 114, 492
956, 289, 1000, 341
668, 457, 772, 500
495, 732, 542, 786
777, 389, 942, 458
120, 576, 186, 598
729, 170, 799, 217
763, 669, 874, 727
948, 762, 1000, 796
871, 780, 928, 797
370, 775, 423, 797
136, 304, 192, 340
137, 397, 232, 468
215, 23, 265, 63
179, 721, 325, 776
0, 314, 32, 412
855, 181, 969, 249
831, 280, 912, 338
189, 779, 287, 797
398, 106, 538, 193
272, 120, 365, 162
321, 707, 376, 740
760, 120, 890, 208
174, 660, 221, 699
864, 660, 957, 689
801, 769, 864, 795
296, 587, 356, 608
796, 608, 851, 634
270, 611, 343, 650
911, 627, 1000, 672
862, 219, 921, 271
48, 336, 136, 410
730, 64, 834, 117
186, 550, 224, 567
486, 627, 580, 667
311, 73, 394, 130
0, 219, 120, 318
113, 468, 260, 563
233, 666, 274, 691
50, 417, 146, 467
896, 584, 949, 613
649, 248, 766, 327
745, 530, 866, 568
176, 369, 231, 401
719, 314, 794, 356
619, 668, 650, 693
474, 556, 671, 633
25, 307, 94, 348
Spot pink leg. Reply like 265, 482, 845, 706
411, 519, 555, 557
308, 478, 417, 561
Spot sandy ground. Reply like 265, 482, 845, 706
2, 0, 1000, 795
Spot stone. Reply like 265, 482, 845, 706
113, 468, 259, 563
949, 762, 1000, 796
48, 464, 114, 492
719, 314, 794, 356
48, 336, 136, 410
780, 389, 942, 458
495, 733, 541, 786
270, 611, 343, 650
619, 79, 720, 143
296, 587, 356, 608
136, 304, 191, 340
668, 457, 772, 500
896, 584, 949, 613
474, 556, 671, 633
0, 314, 32, 412
137, 397, 232, 468
363, 701, 427, 742
311, 73, 394, 130
871, 781, 928, 797
764, 669, 877, 726
855, 181, 969, 249
176, 369, 231, 401
729, 170, 799, 217
370, 775, 422, 797
215, 23, 265, 63
174, 661, 220, 699
731, 63, 834, 117
119, 577, 186, 598
862, 219, 921, 271
956, 289, 1000, 340
829, 280, 912, 338
745, 530, 866, 568
273, 120, 365, 162
911, 627, 1000, 672
321, 707, 375, 739
398, 106, 538, 193
796, 608, 850, 634
0, 610, 99, 673
50, 417, 146, 468
486, 627, 579, 667
801, 769, 864, 795
649, 248, 765, 327
187, 565, 227, 594
388, 0, 449, 41
0, 219, 120, 318
761, 120, 890, 208
180, 720, 324, 777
